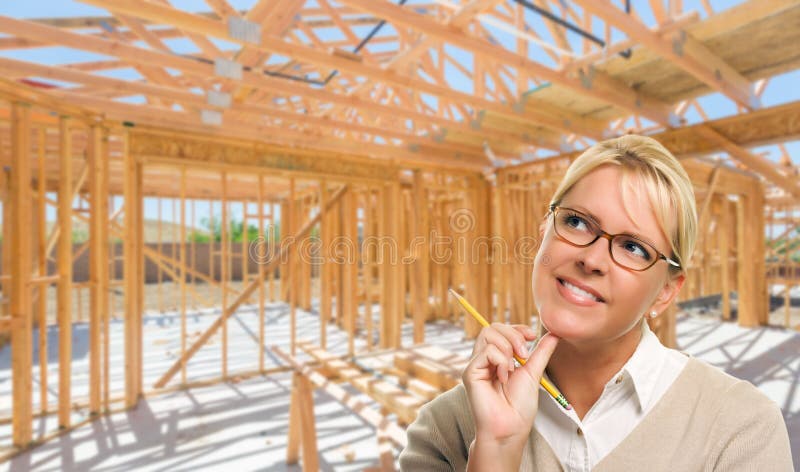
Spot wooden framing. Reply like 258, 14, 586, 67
0, 1, 798, 465
153, 184, 349, 388
410, 170, 430, 343
57, 115, 72, 427
319, 180, 330, 350
88, 124, 107, 415
286, 370, 319, 471
179, 167, 187, 384
34, 127, 47, 416
123, 126, 143, 408
257, 174, 266, 370
10, 102, 33, 446
379, 181, 402, 349
220, 171, 228, 377
575, 0, 755, 109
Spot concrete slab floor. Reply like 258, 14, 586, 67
0, 305, 797, 470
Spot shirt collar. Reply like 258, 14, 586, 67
615, 320, 668, 412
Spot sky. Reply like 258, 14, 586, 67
0, 0, 797, 227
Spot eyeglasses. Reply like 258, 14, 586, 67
549, 205, 681, 272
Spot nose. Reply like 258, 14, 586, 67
576, 236, 610, 275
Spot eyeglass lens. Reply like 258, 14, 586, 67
554, 209, 657, 270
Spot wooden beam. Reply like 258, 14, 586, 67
718, 196, 731, 320
227, 0, 304, 101
88, 125, 107, 415
0, 57, 489, 166
286, 370, 301, 465
43, 164, 89, 262
574, 0, 756, 109
122, 128, 141, 407
285, 372, 320, 470
380, 181, 402, 348
336, 0, 675, 126
470, 174, 492, 336
288, 177, 296, 356
180, 167, 187, 384
35, 127, 48, 416
272, 346, 408, 447
1, 167, 9, 328
220, 171, 228, 377
140, 245, 251, 304
319, 181, 330, 350
257, 174, 266, 371
0, 15, 550, 152
57, 116, 73, 428
153, 185, 349, 388
410, 170, 430, 343
50, 90, 485, 171
342, 0, 504, 104
696, 125, 800, 200
340, 188, 356, 356
204, 0, 239, 19
74, 0, 603, 137
695, 164, 721, 248
10, 102, 33, 447
735, 197, 753, 326
0, 76, 93, 122
135, 156, 145, 393
501, 101, 800, 179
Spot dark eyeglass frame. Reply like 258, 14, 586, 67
549, 204, 681, 271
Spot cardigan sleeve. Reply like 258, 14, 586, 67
710, 380, 794, 471
398, 385, 473, 472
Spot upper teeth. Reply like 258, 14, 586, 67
563, 280, 600, 302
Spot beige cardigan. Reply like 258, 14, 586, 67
399, 357, 793, 471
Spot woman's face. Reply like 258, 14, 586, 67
532, 165, 684, 347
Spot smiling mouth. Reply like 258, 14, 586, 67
557, 278, 605, 303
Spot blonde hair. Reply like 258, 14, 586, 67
549, 135, 697, 275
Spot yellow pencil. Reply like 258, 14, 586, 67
449, 289, 571, 410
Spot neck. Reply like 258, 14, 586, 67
547, 326, 642, 420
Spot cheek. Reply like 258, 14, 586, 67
531, 242, 553, 291
614, 274, 661, 316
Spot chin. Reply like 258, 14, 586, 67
538, 307, 596, 340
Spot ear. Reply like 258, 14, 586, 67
649, 273, 685, 315
538, 214, 550, 239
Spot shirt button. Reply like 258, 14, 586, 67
615, 376, 623, 384
577, 428, 583, 436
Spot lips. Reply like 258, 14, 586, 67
556, 276, 606, 303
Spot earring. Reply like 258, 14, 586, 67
649, 310, 658, 319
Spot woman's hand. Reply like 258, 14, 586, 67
463, 324, 559, 470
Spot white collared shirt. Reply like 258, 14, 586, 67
534, 321, 688, 471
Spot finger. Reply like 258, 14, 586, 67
485, 344, 512, 384
492, 323, 531, 360
470, 326, 498, 357
511, 324, 537, 340
464, 342, 511, 382
478, 325, 515, 359
520, 334, 559, 381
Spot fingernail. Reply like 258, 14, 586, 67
519, 344, 529, 357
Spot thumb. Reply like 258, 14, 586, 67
507, 333, 560, 406
521, 333, 559, 383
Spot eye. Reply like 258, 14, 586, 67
563, 212, 590, 231
617, 237, 652, 260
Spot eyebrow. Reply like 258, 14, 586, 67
566, 204, 661, 250
568, 205, 603, 226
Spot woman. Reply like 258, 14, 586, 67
399, 135, 793, 471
